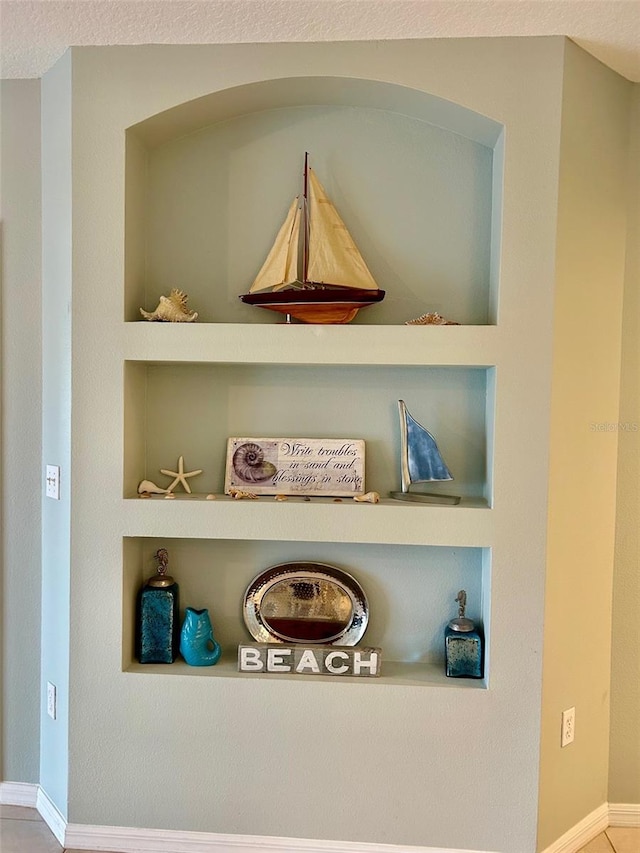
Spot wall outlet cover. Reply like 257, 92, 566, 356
561, 706, 575, 747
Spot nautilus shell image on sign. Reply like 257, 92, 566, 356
229, 441, 278, 486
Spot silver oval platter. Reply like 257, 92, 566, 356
243, 562, 369, 646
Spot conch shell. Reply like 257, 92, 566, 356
137, 479, 167, 495
140, 290, 198, 322
405, 312, 459, 326
353, 491, 380, 503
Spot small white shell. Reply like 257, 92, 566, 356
206, 494, 216, 500
164, 493, 176, 500
138, 479, 167, 494
140, 289, 198, 323
353, 491, 380, 503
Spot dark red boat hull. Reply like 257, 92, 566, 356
240, 286, 385, 324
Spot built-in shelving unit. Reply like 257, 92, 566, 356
121, 74, 503, 687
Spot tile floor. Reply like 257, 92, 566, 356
0, 805, 114, 853
1, 804, 639, 853
578, 828, 640, 853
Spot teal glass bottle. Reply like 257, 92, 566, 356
136, 548, 180, 664
445, 590, 483, 679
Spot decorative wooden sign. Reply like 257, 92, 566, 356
225, 438, 365, 497
238, 644, 382, 677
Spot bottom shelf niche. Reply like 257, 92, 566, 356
123, 537, 490, 687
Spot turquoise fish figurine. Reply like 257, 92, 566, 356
180, 607, 222, 666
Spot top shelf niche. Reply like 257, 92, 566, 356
125, 77, 503, 327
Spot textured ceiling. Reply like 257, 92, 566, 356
1, 0, 639, 81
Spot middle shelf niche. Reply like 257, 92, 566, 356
124, 361, 494, 504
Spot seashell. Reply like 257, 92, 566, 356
232, 442, 277, 483
139, 492, 151, 499
405, 312, 459, 326
354, 491, 380, 503
140, 289, 198, 323
138, 479, 167, 494
228, 488, 258, 500
164, 493, 176, 500
206, 494, 216, 500
274, 494, 288, 501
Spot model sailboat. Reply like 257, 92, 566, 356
390, 401, 461, 505
239, 154, 385, 324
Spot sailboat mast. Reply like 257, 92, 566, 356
302, 152, 309, 284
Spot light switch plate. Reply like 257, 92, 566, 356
46, 465, 60, 500
47, 682, 57, 720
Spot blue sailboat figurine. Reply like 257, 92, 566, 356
390, 401, 461, 505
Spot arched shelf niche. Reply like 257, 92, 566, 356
125, 77, 503, 324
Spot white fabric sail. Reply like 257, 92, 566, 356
274, 205, 301, 292
250, 197, 301, 293
306, 169, 378, 291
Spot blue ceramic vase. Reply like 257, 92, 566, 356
180, 607, 222, 666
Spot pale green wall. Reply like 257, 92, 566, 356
0, 79, 42, 784
609, 83, 640, 805
39, 53, 72, 814
537, 43, 631, 851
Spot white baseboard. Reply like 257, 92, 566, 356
0, 780, 493, 852
0, 781, 38, 807
539, 803, 609, 853
608, 803, 640, 827
2, 781, 637, 853
64, 823, 492, 853
36, 786, 66, 845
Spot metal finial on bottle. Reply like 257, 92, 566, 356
448, 589, 475, 632
156, 548, 168, 573
147, 548, 175, 587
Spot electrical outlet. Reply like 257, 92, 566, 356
45, 465, 60, 500
47, 682, 57, 720
561, 707, 575, 747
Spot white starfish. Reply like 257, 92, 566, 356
160, 456, 203, 494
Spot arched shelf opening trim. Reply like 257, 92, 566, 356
127, 76, 503, 151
